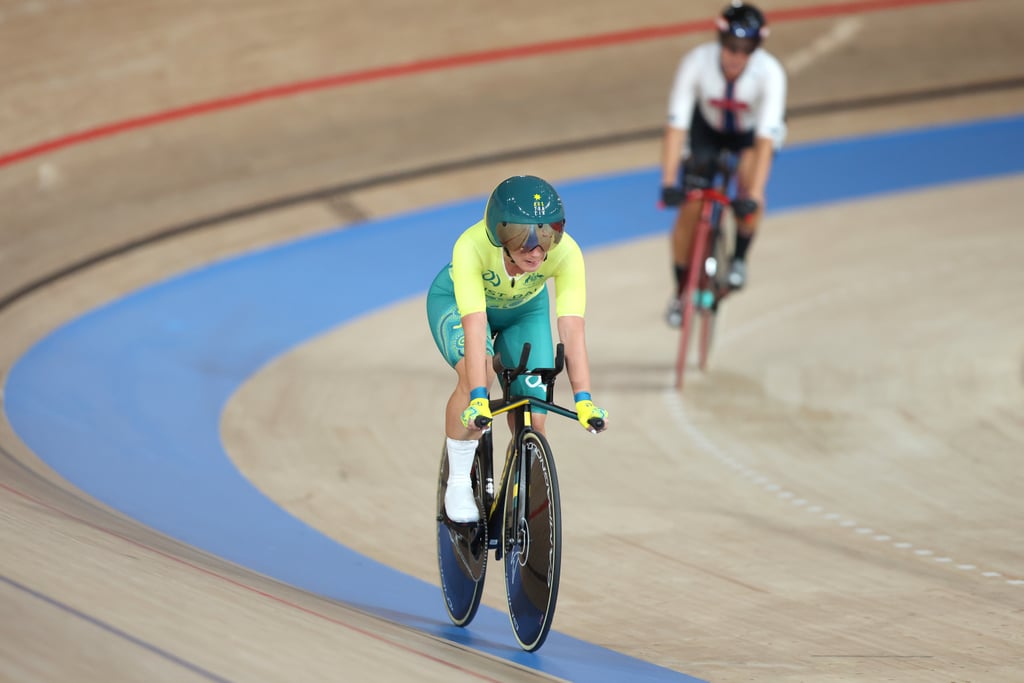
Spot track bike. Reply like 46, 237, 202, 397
674, 150, 757, 390
435, 342, 604, 652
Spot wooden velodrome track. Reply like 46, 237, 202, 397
2, 0, 1023, 681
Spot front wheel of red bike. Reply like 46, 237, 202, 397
698, 226, 730, 370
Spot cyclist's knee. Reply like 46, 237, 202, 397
731, 197, 760, 224
532, 413, 547, 435
682, 150, 717, 192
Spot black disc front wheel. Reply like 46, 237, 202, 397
436, 442, 487, 626
502, 430, 561, 651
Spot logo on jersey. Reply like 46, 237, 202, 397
524, 375, 546, 390
521, 273, 545, 287
482, 270, 501, 287
709, 98, 750, 113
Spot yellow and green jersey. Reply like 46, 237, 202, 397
446, 220, 586, 317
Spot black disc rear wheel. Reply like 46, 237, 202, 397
436, 443, 487, 626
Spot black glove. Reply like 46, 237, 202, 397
660, 186, 684, 208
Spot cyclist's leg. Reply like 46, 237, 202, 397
427, 272, 496, 522
675, 146, 720, 261
668, 108, 722, 324
670, 200, 702, 294
490, 295, 553, 435
426, 271, 497, 437
730, 133, 765, 288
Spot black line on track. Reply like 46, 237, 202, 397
0, 573, 235, 682
1, 75, 1021, 316
0, 72, 1019, 678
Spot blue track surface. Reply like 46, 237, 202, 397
5, 114, 1023, 681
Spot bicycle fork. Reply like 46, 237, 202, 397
489, 406, 534, 561
505, 410, 534, 565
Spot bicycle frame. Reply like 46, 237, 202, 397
437, 340, 603, 650
479, 344, 578, 548
674, 159, 737, 390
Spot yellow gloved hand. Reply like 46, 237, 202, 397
574, 392, 608, 433
460, 390, 492, 430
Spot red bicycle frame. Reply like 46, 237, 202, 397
674, 187, 731, 390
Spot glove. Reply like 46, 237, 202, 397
574, 392, 608, 433
660, 185, 684, 208
460, 397, 492, 430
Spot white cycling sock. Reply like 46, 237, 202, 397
446, 438, 477, 484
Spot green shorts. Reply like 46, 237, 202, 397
426, 265, 553, 408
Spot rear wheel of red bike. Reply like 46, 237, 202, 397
502, 430, 561, 652
436, 441, 487, 627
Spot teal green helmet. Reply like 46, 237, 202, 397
484, 175, 566, 252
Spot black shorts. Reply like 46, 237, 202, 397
690, 105, 754, 154
678, 106, 754, 186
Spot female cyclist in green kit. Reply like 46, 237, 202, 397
426, 175, 609, 523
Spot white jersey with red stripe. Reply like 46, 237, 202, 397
667, 41, 788, 149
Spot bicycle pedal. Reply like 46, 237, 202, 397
442, 507, 483, 527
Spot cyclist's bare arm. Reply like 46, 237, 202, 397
661, 125, 688, 186
556, 315, 594, 397
741, 136, 775, 204
450, 311, 491, 436
663, 48, 700, 186
558, 315, 608, 433
461, 312, 489, 390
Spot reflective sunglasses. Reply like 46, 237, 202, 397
497, 221, 565, 252
720, 35, 757, 55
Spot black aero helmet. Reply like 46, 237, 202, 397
717, 1, 768, 45
484, 175, 566, 252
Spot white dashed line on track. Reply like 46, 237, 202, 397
664, 386, 1021, 587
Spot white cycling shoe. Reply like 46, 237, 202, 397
444, 480, 479, 523
665, 296, 683, 328
727, 259, 747, 289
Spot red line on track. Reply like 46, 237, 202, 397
0, 480, 501, 682
0, 0, 970, 168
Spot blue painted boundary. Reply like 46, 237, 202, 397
5, 114, 1023, 681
